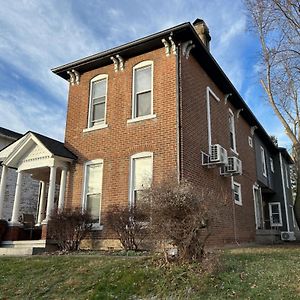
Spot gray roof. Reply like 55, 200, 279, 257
29, 131, 77, 160
0, 127, 22, 140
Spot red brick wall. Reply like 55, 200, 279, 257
64, 48, 178, 237
180, 53, 257, 245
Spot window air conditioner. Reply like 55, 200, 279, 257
281, 231, 296, 241
210, 144, 228, 165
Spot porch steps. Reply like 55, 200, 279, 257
0, 240, 47, 256
256, 229, 281, 244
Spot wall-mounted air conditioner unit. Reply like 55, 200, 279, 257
210, 144, 228, 165
227, 157, 242, 174
281, 231, 296, 241
220, 157, 242, 176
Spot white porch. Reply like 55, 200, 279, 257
0, 132, 76, 242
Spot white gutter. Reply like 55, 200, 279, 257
279, 152, 290, 232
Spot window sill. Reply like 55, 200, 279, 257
91, 224, 104, 231
234, 200, 242, 206
83, 124, 108, 133
127, 114, 156, 124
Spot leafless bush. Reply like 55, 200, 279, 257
48, 208, 93, 252
106, 205, 149, 251
143, 180, 229, 262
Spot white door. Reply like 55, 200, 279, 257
253, 185, 264, 229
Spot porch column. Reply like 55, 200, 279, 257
44, 166, 57, 223
58, 168, 67, 211
0, 165, 8, 219
37, 181, 46, 225
11, 171, 23, 225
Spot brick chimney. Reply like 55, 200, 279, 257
193, 19, 211, 51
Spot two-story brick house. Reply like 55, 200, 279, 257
0, 19, 296, 251
50, 18, 296, 247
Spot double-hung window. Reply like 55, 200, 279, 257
132, 61, 153, 119
232, 179, 242, 205
260, 146, 267, 177
130, 152, 153, 207
88, 74, 108, 128
83, 160, 103, 225
269, 202, 282, 226
229, 109, 237, 153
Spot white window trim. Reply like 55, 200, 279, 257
232, 178, 242, 206
129, 60, 154, 122
260, 146, 267, 177
129, 152, 153, 208
229, 108, 238, 154
269, 202, 283, 227
270, 157, 274, 173
85, 74, 108, 131
206, 87, 220, 154
82, 159, 104, 230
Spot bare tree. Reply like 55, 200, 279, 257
245, 0, 300, 226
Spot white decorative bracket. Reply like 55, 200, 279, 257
67, 70, 80, 85
110, 56, 119, 72
116, 54, 124, 71
251, 126, 257, 135
111, 55, 125, 72
225, 93, 232, 105
182, 40, 195, 59
162, 38, 170, 56
161, 35, 177, 57
67, 71, 75, 85
72, 69, 80, 85
237, 108, 243, 118
169, 36, 177, 55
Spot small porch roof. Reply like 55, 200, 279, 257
0, 131, 76, 172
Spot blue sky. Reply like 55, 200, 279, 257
0, 0, 290, 148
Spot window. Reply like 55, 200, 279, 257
269, 202, 282, 226
232, 179, 242, 205
285, 164, 290, 188
83, 160, 103, 225
260, 146, 267, 177
270, 157, 274, 173
88, 74, 108, 128
229, 109, 237, 153
132, 61, 153, 120
130, 152, 153, 207
248, 136, 253, 148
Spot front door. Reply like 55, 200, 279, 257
253, 185, 264, 229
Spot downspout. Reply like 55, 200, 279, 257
176, 44, 182, 182
279, 152, 291, 232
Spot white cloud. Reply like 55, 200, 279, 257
0, 90, 65, 141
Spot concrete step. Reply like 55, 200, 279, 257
1, 240, 46, 249
0, 247, 33, 256
0, 240, 48, 256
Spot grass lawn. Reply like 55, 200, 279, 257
0, 246, 300, 299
